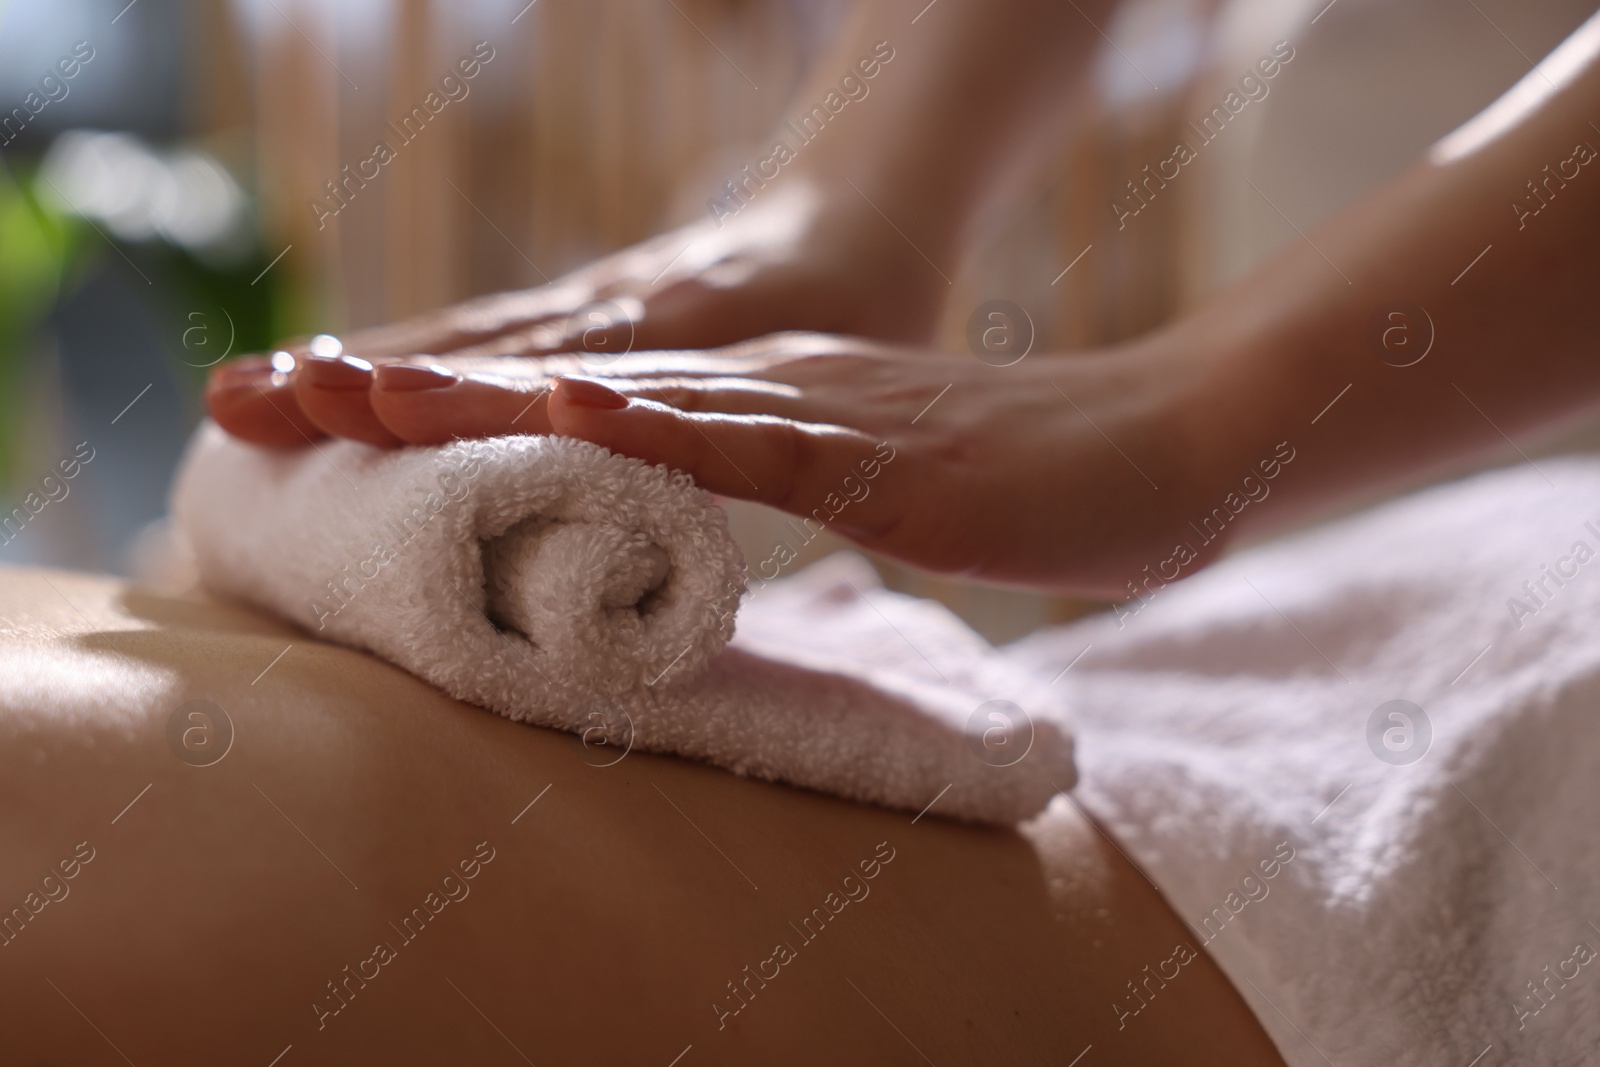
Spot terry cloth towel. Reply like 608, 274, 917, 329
173, 422, 1073, 823
1004, 459, 1600, 1066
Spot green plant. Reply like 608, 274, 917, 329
0, 160, 88, 488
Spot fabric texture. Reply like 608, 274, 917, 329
173, 422, 1075, 823
1006, 460, 1600, 1067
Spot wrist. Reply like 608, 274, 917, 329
1095, 326, 1270, 574
1148, 309, 1320, 561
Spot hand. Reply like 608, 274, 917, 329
206, 8, 1600, 586
204, 180, 950, 449
267, 333, 1214, 596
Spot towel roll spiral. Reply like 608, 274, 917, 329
174, 422, 745, 721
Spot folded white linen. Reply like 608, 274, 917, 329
173, 422, 1073, 823
1006, 460, 1600, 1066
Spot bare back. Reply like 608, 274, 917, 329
0, 566, 1284, 1066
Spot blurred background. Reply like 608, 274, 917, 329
0, 0, 1591, 639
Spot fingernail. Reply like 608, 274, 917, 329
375, 363, 459, 392
555, 376, 629, 410
300, 353, 375, 391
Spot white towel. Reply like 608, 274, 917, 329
173, 422, 1074, 823
1005, 460, 1600, 1066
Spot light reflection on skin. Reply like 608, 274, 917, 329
308, 334, 344, 360
1430, 13, 1600, 165
444, 350, 811, 388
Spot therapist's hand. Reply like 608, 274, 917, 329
204, 182, 950, 449
205, 0, 1127, 451
278, 334, 1213, 596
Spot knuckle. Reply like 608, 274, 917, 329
656, 385, 703, 412
767, 422, 809, 512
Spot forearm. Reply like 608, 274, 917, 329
1180, 12, 1600, 541
777, 0, 1121, 265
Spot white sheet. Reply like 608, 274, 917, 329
1007, 460, 1600, 1066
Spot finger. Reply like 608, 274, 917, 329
546, 376, 899, 533
610, 376, 806, 417
254, 282, 593, 370
333, 284, 587, 360
429, 300, 723, 363
399, 290, 641, 363
514, 242, 762, 356
428, 279, 787, 363
204, 355, 328, 449
415, 343, 792, 383
369, 364, 556, 445
419, 318, 577, 362
536, 280, 760, 356
293, 355, 405, 447
621, 274, 809, 352
368, 364, 809, 446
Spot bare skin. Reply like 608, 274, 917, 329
210, 11, 1600, 598
206, 0, 1117, 449
0, 567, 1285, 1065
147, 9, 1600, 1061
2, 3, 1290, 1060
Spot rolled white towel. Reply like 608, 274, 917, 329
173, 422, 1075, 823
174, 421, 744, 712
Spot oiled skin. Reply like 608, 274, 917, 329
0, 566, 1284, 1066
